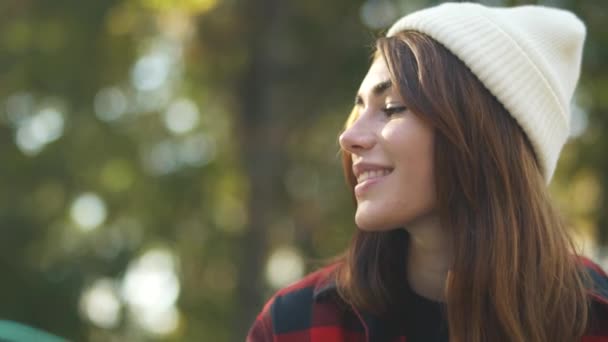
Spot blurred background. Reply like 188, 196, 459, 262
0, 0, 606, 341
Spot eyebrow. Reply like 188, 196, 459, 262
355, 79, 393, 105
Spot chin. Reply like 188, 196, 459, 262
355, 214, 400, 232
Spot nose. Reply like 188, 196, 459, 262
339, 116, 375, 154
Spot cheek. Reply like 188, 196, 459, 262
404, 139, 434, 192
354, 118, 437, 231
392, 151, 435, 216
385, 122, 436, 213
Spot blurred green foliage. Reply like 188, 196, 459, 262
0, 0, 606, 341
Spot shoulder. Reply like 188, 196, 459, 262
274, 262, 339, 299
246, 263, 340, 342
578, 256, 608, 338
268, 262, 339, 321
579, 256, 608, 305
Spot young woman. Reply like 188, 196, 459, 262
247, 3, 608, 342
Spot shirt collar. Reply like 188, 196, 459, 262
313, 260, 608, 307
313, 272, 339, 302
586, 263, 608, 306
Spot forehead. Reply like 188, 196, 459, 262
357, 57, 391, 96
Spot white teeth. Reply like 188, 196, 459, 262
357, 169, 391, 183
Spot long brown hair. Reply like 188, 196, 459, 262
335, 31, 591, 342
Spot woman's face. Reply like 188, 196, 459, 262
339, 57, 437, 231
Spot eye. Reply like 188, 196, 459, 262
381, 105, 407, 116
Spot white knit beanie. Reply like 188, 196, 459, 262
386, 2, 586, 183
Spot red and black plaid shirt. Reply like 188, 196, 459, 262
247, 257, 608, 341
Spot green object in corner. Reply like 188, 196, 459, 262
0, 321, 67, 342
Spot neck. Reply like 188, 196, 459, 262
404, 213, 452, 302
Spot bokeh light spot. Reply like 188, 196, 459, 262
163, 98, 200, 135
70, 193, 108, 231
80, 278, 122, 329
131, 53, 171, 91
121, 248, 181, 336
94, 87, 128, 122
265, 246, 305, 289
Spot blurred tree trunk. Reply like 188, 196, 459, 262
234, 0, 286, 339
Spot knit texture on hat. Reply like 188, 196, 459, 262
387, 2, 586, 182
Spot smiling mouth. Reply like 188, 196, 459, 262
356, 168, 393, 184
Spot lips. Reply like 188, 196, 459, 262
352, 163, 393, 197
356, 168, 392, 183
352, 162, 394, 183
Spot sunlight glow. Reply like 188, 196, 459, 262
80, 278, 122, 329
163, 98, 200, 134
70, 193, 108, 231
94, 87, 128, 122
265, 246, 305, 289
15, 107, 65, 156
121, 248, 180, 336
133, 306, 179, 336
131, 53, 171, 91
